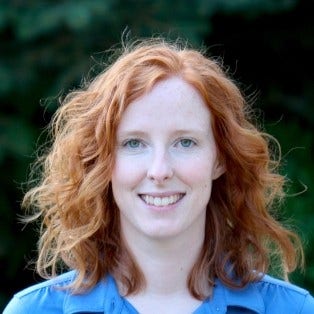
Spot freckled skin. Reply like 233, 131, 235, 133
111, 76, 223, 241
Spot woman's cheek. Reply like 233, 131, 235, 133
113, 155, 147, 185
177, 155, 216, 183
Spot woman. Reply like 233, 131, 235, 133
4, 39, 314, 313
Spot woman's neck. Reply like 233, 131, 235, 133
121, 223, 206, 297
118, 225, 209, 314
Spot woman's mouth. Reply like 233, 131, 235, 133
139, 193, 184, 207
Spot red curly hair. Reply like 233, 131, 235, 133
23, 38, 303, 299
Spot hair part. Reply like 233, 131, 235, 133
22, 37, 303, 299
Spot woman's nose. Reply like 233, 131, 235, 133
147, 149, 174, 183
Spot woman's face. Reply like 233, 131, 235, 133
111, 76, 223, 242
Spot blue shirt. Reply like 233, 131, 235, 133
3, 270, 314, 313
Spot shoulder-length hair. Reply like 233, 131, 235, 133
23, 38, 303, 299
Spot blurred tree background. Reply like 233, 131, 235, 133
0, 0, 313, 310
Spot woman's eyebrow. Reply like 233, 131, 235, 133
117, 130, 148, 138
171, 128, 208, 135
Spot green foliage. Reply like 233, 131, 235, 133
1, 0, 313, 310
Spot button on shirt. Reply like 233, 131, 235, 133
3, 270, 314, 313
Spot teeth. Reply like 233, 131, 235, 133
141, 194, 182, 207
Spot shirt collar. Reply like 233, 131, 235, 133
64, 274, 125, 314
215, 278, 265, 313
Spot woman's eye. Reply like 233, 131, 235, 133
124, 139, 142, 148
178, 139, 195, 148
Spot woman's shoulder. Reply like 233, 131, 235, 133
3, 271, 124, 314
216, 274, 314, 314
3, 271, 76, 314
258, 273, 310, 293
258, 275, 314, 313
257, 274, 313, 302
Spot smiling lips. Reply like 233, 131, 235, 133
140, 194, 184, 207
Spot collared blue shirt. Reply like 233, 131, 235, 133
3, 270, 314, 313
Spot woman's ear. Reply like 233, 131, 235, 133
212, 161, 225, 180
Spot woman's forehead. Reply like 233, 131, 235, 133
116, 77, 212, 135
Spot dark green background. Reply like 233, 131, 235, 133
1, 0, 313, 310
